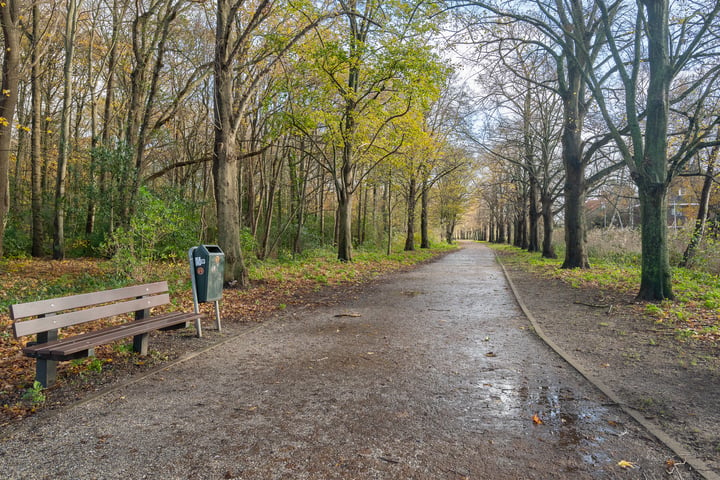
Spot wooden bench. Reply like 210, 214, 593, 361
10, 281, 202, 387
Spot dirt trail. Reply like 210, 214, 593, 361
0, 243, 697, 479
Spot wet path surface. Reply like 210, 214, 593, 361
0, 243, 692, 479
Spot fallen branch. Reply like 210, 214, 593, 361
573, 301, 611, 308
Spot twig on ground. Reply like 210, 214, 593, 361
665, 459, 687, 476
573, 301, 611, 308
378, 456, 400, 464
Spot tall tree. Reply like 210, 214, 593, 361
0, 0, 20, 257
30, 0, 47, 256
592, 0, 720, 300
53, 0, 80, 259
213, 0, 324, 283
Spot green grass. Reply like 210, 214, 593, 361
487, 242, 720, 342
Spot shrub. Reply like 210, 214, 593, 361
101, 187, 202, 277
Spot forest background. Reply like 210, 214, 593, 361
0, 0, 719, 303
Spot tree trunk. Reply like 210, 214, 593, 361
527, 175, 539, 252
559, 35, 590, 268
213, 0, 248, 285
540, 192, 557, 259
30, 3, 44, 257
318, 170, 325, 244
404, 177, 416, 251
355, 183, 364, 244
681, 140, 717, 266
360, 183, 368, 244
336, 186, 353, 261
334, 2, 362, 262
562, 158, 588, 268
102, 0, 122, 145
289, 149, 306, 255
53, 0, 79, 260
497, 213, 505, 243
636, 182, 673, 300
445, 215, 455, 244
385, 179, 392, 255
513, 215, 522, 248
420, 180, 430, 248
245, 160, 258, 235
336, 89, 356, 260
634, 0, 673, 301
213, 130, 247, 284
257, 150, 280, 260
0, 0, 20, 257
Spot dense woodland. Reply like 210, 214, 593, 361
1, 0, 719, 301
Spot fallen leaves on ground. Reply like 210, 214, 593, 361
1, 251, 450, 424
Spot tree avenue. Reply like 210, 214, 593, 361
1, 0, 719, 303
451, 0, 720, 301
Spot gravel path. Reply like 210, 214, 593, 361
0, 243, 696, 479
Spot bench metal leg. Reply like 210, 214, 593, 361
34, 329, 58, 387
133, 333, 149, 355
36, 359, 57, 388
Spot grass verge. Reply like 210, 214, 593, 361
487, 242, 720, 344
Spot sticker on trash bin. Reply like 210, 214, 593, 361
196, 267, 205, 275
195, 256, 206, 266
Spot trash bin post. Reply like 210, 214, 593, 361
188, 247, 202, 338
213, 299, 221, 332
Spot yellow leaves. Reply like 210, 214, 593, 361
2, 89, 9, 97
0, 117, 8, 127
16, 124, 30, 133
532, 413, 543, 425
617, 460, 637, 469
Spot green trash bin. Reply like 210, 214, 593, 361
192, 245, 225, 302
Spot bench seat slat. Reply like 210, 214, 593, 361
23, 311, 195, 354
10, 281, 169, 320
13, 294, 171, 339
23, 312, 201, 360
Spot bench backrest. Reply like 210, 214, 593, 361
11, 281, 171, 339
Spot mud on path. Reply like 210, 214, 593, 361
0, 243, 702, 479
